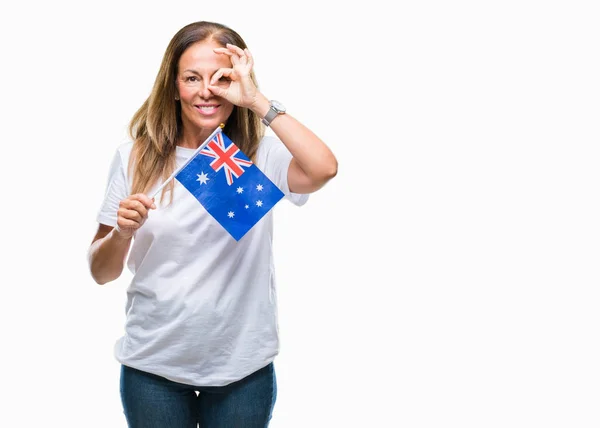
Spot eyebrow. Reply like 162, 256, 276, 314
181, 69, 219, 75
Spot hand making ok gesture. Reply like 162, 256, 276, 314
208, 43, 260, 110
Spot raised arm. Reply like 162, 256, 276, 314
252, 96, 338, 194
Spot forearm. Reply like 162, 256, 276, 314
251, 96, 338, 184
88, 229, 132, 285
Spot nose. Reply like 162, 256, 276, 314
198, 81, 212, 100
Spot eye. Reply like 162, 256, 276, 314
185, 76, 198, 82
218, 76, 231, 83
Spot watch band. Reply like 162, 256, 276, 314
261, 100, 286, 127
261, 107, 279, 127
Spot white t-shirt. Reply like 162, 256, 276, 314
96, 135, 308, 387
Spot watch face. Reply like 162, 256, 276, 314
271, 100, 286, 113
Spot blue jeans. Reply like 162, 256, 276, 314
120, 363, 277, 428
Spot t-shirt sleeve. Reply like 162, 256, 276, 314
259, 136, 309, 207
96, 147, 129, 227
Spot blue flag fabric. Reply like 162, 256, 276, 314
174, 130, 285, 241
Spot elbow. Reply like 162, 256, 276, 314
88, 257, 121, 286
91, 271, 120, 286
92, 274, 110, 286
89, 268, 112, 286
311, 159, 338, 190
87, 226, 132, 286
319, 157, 338, 183
292, 156, 338, 193
326, 158, 338, 180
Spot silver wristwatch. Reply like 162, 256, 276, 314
261, 100, 286, 127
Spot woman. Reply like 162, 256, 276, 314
88, 21, 337, 427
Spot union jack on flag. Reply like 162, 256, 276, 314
174, 130, 285, 241
199, 132, 253, 185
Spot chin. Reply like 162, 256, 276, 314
198, 118, 226, 129
187, 114, 219, 126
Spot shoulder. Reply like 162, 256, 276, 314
116, 141, 134, 163
109, 141, 134, 172
103, 141, 134, 183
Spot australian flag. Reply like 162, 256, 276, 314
175, 130, 285, 241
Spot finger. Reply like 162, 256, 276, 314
227, 43, 245, 57
213, 47, 233, 56
244, 48, 254, 68
210, 68, 235, 85
118, 207, 144, 223
120, 204, 149, 224
214, 47, 239, 65
227, 44, 248, 66
217, 45, 246, 66
207, 84, 226, 97
120, 199, 149, 216
130, 193, 155, 209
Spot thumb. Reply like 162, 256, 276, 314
208, 85, 226, 97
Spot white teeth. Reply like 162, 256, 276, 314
198, 106, 216, 111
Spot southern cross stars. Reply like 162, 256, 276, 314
232, 184, 267, 213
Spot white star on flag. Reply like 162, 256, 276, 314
196, 172, 209, 184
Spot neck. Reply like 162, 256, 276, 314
178, 125, 223, 149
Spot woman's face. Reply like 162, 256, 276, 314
176, 40, 235, 142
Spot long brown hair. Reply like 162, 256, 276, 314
128, 21, 264, 201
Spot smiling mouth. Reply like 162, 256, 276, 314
195, 105, 219, 113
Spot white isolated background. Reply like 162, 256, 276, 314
0, 0, 598, 427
